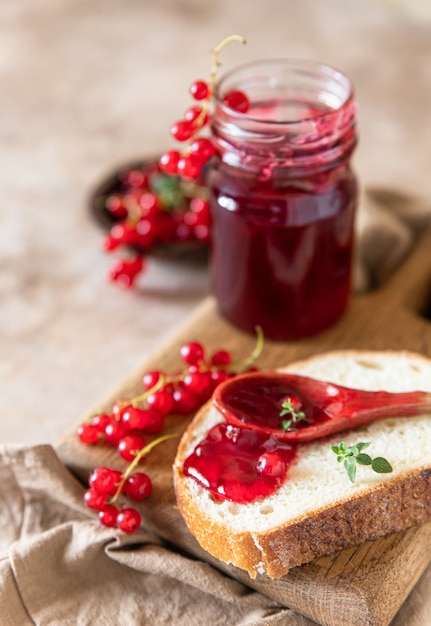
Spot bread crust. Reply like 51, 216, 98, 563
173, 350, 431, 578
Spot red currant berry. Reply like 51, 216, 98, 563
174, 221, 193, 242
108, 256, 144, 288
189, 137, 216, 161
142, 369, 164, 390
91, 413, 112, 432
123, 473, 153, 501
118, 433, 146, 462
120, 169, 148, 188
183, 210, 199, 228
135, 219, 157, 248
172, 388, 199, 414
210, 349, 232, 366
222, 90, 250, 113
112, 402, 129, 419
190, 80, 210, 101
110, 223, 139, 247
184, 105, 207, 124
104, 420, 128, 446
210, 368, 231, 386
190, 196, 210, 215
99, 504, 119, 527
177, 154, 203, 179
170, 120, 195, 142
159, 150, 181, 174
121, 406, 147, 430
89, 466, 122, 495
180, 341, 205, 365
122, 406, 164, 434
146, 389, 174, 416
116, 507, 141, 533
101, 234, 121, 252
256, 452, 286, 477
84, 488, 108, 511
193, 224, 210, 242
105, 194, 128, 219
77, 423, 99, 445
138, 192, 160, 219
183, 370, 213, 398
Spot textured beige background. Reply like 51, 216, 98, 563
1, 0, 431, 445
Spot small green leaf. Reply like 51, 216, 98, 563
344, 457, 357, 483
371, 457, 393, 474
281, 419, 292, 431
279, 398, 309, 430
356, 453, 372, 466
331, 439, 392, 484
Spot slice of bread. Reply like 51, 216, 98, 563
173, 350, 431, 579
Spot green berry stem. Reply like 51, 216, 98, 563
111, 433, 178, 503
230, 325, 264, 372
210, 35, 246, 90
129, 375, 166, 407
193, 34, 247, 131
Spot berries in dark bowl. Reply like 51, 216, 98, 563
89, 158, 210, 287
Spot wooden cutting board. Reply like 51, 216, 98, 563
58, 229, 431, 626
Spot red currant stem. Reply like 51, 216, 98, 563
131, 375, 166, 406
191, 105, 209, 137
98, 377, 168, 424
187, 34, 247, 139
229, 325, 264, 371
123, 197, 140, 225
120, 375, 167, 410
210, 35, 246, 91
111, 433, 178, 503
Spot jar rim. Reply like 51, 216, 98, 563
214, 58, 354, 126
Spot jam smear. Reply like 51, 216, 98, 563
183, 422, 297, 504
213, 372, 431, 443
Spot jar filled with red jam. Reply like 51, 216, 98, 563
207, 60, 358, 340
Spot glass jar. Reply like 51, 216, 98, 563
207, 59, 358, 340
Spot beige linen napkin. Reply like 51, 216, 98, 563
2, 189, 431, 626
354, 187, 431, 293
0, 445, 315, 626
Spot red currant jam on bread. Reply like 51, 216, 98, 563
183, 422, 297, 503
183, 371, 431, 504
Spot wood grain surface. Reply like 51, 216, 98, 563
58, 229, 431, 626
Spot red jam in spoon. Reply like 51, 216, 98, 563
212, 372, 431, 442
183, 371, 431, 503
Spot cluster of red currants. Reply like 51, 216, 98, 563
159, 76, 249, 181
78, 333, 262, 532
99, 35, 249, 288
100, 164, 211, 288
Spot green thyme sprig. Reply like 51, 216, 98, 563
331, 441, 393, 483
280, 398, 310, 431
